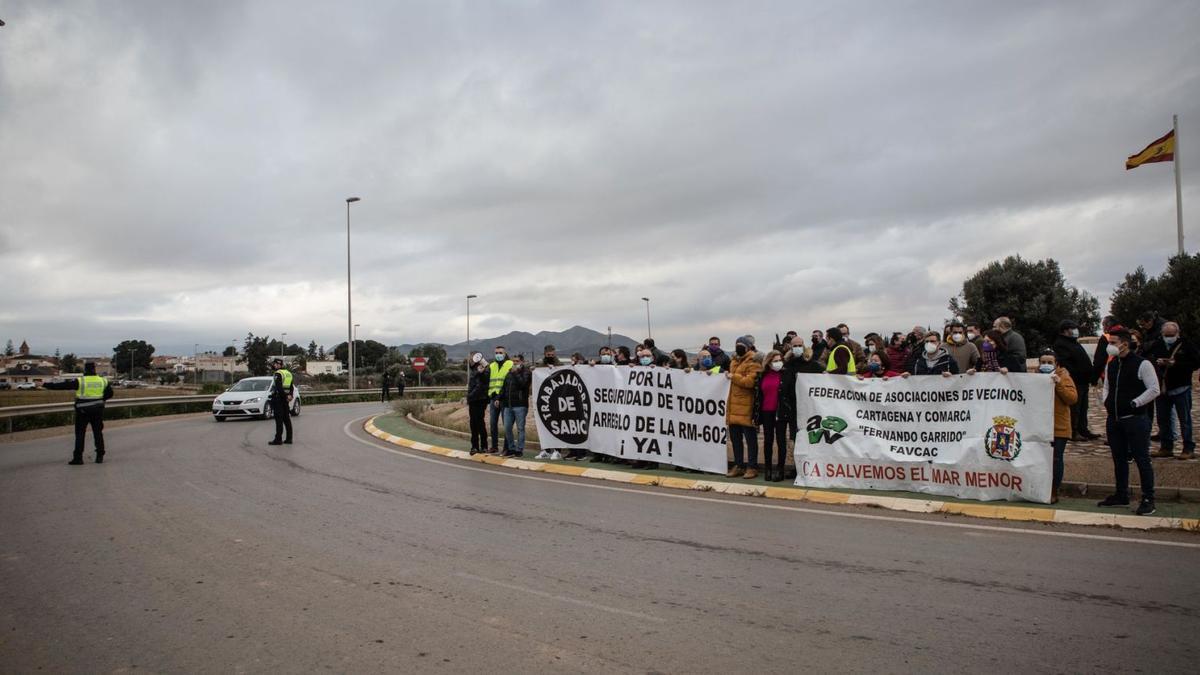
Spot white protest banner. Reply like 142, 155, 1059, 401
793, 373, 1054, 503
532, 365, 731, 474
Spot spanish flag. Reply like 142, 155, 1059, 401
1126, 129, 1175, 170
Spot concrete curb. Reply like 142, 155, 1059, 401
364, 416, 1200, 533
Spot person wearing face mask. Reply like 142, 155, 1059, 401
1039, 349, 1079, 503
902, 332, 958, 377
823, 328, 856, 375
465, 352, 491, 455
498, 355, 531, 458
705, 337, 732, 372
615, 345, 633, 366
1098, 328, 1160, 515
810, 330, 829, 366
885, 332, 910, 377
591, 346, 614, 366
1145, 321, 1199, 459
992, 317, 1027, 369
965, 324, 984, 350
696, 348, 721, 374
971, 330, 1021, 374
752, 350, 789, 482
487, 345, 513, 454
1052, 320, 1097, 441
778, 339, 822, 476
858, 352, 898, 379
541, 345, 559, 368
944, 322, 980, 374
725, 335, 763, 479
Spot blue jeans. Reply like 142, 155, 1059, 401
504, 406, 528, 452
489, 401, 506, 450
1156, 387, 1194, 453
729, 424, 758, 468
1108, 414, 1155, 500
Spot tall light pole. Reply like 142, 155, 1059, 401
641, 297, 652, 340
353, 323, 360, 385
345, 197, 360, 390
194, 343, 199, 386
280, 332, 288, 361
466, 294, 477, 370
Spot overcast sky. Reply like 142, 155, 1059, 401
1, 1, 1197, 357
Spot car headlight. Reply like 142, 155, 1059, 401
247, 397, 262, 403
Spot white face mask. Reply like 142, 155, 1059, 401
1164, 335, 1178, 346
600, 354, 612, 364
1038, 363, 1055, 374
1069, 329, 1080, 338
966, 331, 978, 341
924, 342, 938, 354
951, 333, 965, 343
867, 344, 877, 353
770, 360, 783, 371
471, 353, 483, 364
1106, 344, 1120, 357
791, 346, 805, 359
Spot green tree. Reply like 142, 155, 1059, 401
333, 340, 388, 370
222, 345, 238, 357
241, 333, 271, 376
306, 340, 319, 359
408, 344, 447, 372
4, 340, 13, 356
112, 340, 155, 375
317, 345, 327, 360
59, 353, 79, 373
375, 347, 409, 374
1110, 253, 1200, 338
949, 255, 1099, 354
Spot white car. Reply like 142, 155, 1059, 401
15, 382, 37, 390
212, 376, 300, 421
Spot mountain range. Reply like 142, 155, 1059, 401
396, 326, 640, 360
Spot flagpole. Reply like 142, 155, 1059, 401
1175, 114, 1184, 255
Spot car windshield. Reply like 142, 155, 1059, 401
229, 379, 270, 392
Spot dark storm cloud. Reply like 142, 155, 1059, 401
1, 0, 1197, 355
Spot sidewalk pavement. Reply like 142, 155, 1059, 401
368, 413, 1200, 532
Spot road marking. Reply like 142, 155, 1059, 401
342, 418, 1200, 550
454, 571, 665, 623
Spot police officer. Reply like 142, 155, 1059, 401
268, 358, 294, 445
44, 361, 113, 465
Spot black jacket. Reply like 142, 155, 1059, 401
498, 367, 532, 408
1052, 335, 1092, 386
1144, 336, 1200, 391
910, 348, 959, 376
707, 347, 732, 373
1092, 335, 1110, 384
466, 366, 490, 402
771, 356, 822, 425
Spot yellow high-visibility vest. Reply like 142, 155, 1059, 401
278, 369, 293, 388
708, 365, 721, 374
488, 360, 513, 396
76, 375, 107, 400
825, 344, 856, 374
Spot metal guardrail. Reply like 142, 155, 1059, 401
0, 387, 466, 419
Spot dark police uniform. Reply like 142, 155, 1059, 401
269, 365, 294, 445
44, 370, 114, 464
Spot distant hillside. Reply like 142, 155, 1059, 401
396, 326, 639, 360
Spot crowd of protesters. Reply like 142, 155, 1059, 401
462, 312, 1198, 516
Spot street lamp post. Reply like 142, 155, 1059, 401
353, 323, 360, 386
466, 294, 477, 372
346, 196, 360, 390
641, 297, 652, 340
281, 332, 288, 361
194, 343, 199, 386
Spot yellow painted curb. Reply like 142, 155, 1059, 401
362, 416, 1199, 533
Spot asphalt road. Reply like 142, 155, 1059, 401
2, 403, 1198, 673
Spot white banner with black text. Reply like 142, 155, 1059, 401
532, 365, 731, 474
793, 373, 1054, 503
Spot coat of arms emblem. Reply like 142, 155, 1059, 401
984, 415, 1022, 461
